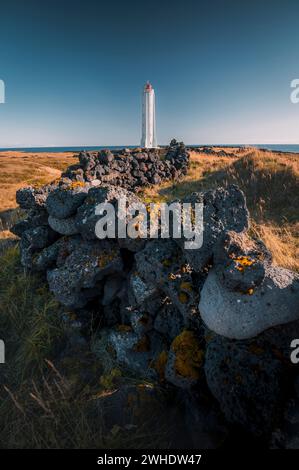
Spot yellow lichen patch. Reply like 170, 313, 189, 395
153, 350, 168, 381
246, 288, 254, 295
133, 335, 150, 352
171, 330, 204, 380
178, 291, 189, 304
67, 181, 85, 190
232, 255, 255, 272
117, 324, 132, 333
180, 281, 193, 292
168, 272, 177, 280
181, 264, 192, 274
98, 250, 116, 268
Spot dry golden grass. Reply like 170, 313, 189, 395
0, 151, 77, 212
0, 151, 77, 237
142, 149, 299, 271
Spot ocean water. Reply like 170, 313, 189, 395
0, 144, 299, 153
189, 144, 299, 153
0, 146, 135, 153
251, 144, 299, 153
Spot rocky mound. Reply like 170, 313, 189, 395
63, 138, 189, 189
11, 139, 299, 447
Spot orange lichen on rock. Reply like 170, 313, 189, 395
181, 264, 192, 274
178, 291, 189, 303
116, 324, 132, 333
168, 272, 177, 280
231, 255, 255, 272
98, 250, 116, 268
180, 281, 193, 292
171, 330, 204, 380
67, 181, 85, 190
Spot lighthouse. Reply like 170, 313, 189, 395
141, 81, 157, 148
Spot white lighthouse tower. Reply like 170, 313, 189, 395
141, 81, 157, 148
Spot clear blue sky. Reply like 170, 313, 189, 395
0, 0, 299, 147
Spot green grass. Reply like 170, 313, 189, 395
0, 246, 102, 448
0, 247, 173, 448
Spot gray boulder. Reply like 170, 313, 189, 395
177, 185, 249, 273
75, 185, 141, 241
130, 310, 153, 335
204, 333, 287, 435
16, 185, 54, 210
47, 240, 122, 308
48, 214, 79, 236
199, 266, 299, 340
127, 272, 158, 308
46, 183, 90, 219
154, 302, 186, 342
213, 230, 271, 292
18, 225, 58, 269
108, 327, 167, 379
11, 208, 49, 237
101, 275, 126, 306
135, 239, 200, 321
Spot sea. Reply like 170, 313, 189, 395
0, 144, 299, 153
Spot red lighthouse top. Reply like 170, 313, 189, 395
144, 81, 152, 91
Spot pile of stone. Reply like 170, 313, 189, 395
63, 139, 189, 190
12, 140, 299, 447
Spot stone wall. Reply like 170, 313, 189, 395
63, 139, 189, 189
11, 139, 299, 445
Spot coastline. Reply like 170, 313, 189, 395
1, 144, 299, 154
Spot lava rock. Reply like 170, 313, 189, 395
46, 183, 90, 219
204, 333, 287, 435
176, 185, 249, 273
108, 327, 167, 379
47, 240, 122, 308
199, 266, 299, 340
165, 330, 204, 389
48, 214, 79, 236
213, 230, 271, 292
16, 185, 54, 210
